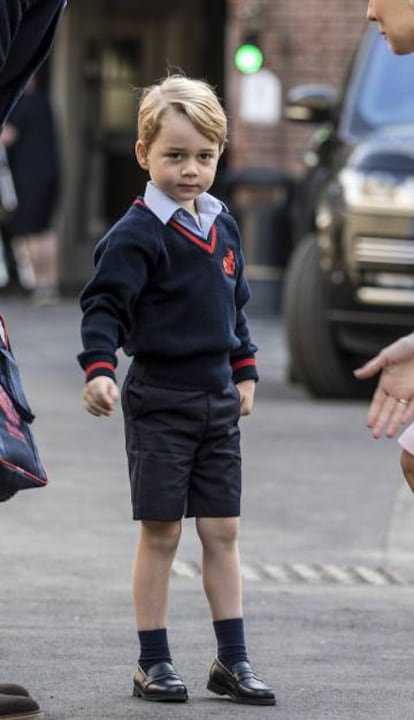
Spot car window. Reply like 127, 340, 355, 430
353, 37, 414, 130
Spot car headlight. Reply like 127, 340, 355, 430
339, 168, 414, 212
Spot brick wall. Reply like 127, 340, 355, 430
226, 0, 367, 176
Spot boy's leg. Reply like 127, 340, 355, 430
132, 519, 188, 703
196, 516, 242, 620
197, 516, 276, 706
133, 520, 181, 630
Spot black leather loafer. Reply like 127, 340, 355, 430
0, 685, 29, 697
207, 658, 276, 705
0, 692, 43, 720
133, 662, 188, 702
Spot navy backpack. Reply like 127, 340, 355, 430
0, 313, 48, 502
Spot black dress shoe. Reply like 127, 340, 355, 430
133, 662, 188, 702
0, 686, 29, 697
207, 659, 276, 705
0, 692, 43, 719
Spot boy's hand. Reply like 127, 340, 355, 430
236, 379, 256, 416
83, 376, 119, 417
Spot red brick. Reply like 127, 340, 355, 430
227, 0, 366, 175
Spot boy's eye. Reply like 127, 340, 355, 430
199, 153, 214, 161
167, 152, 182, 160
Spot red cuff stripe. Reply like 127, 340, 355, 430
85, 361, 115, 376
232, 358, 256, 371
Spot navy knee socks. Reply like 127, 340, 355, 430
213, 617, 248, 669
138, 619, 248, 673
138, 628, 172, 673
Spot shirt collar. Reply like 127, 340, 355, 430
143, 181, 225, 225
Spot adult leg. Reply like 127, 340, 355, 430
26, 230, 59, 296
11, 235, 36, 290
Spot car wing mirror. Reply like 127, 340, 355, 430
284, 84, 337, 124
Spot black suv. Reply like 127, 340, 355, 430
283, 25, 414, 398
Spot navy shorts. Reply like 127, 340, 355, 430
121, 363, 242, 521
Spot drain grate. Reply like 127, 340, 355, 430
172, 560, 405, 585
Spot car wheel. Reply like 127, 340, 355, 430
282, 236, 373, 398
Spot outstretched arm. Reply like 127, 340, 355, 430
354, 332, 414, 438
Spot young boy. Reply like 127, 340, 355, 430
78, 75, 276, 706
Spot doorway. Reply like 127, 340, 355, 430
52, 0, 227, 288
78, 0, 227, 235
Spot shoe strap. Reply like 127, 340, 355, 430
146, 662, 183, 684
232, 661, 261, 682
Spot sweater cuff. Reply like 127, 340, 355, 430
78, 352, 117, 383
85, 361, 116, 383
231, 356, 259, 384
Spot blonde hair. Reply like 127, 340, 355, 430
137, 75, 228, 149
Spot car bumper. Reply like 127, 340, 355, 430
341, 210, 414, 305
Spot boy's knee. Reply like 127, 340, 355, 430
197, 517, 239, 550
140, 520, 182, 555
401, 450, 414, 492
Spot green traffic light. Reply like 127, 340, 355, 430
234, 43, 264, 74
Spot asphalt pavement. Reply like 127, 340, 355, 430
1, 298, 414, 719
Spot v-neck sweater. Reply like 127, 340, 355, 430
78, 198, 258, 391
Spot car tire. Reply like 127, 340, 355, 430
283, 236, 373, 399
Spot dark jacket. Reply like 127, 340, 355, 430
0, 0, 66, 126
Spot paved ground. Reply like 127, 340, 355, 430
1, 298, 414, 719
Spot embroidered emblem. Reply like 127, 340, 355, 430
223, 248, 236, 276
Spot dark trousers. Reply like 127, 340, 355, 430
122, 363, 242, 521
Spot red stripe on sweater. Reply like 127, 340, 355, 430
134, 197, 217, 255
169, 220, 217, 255
85, 361, 115, 376
232, 358, 256, 371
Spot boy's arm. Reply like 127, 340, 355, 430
230, 305, 258, 384
230, 248, 258, 416
78, 228, 156, 386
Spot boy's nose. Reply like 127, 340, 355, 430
181, 163, 197, 176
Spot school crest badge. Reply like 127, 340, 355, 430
223, 248, 236, 276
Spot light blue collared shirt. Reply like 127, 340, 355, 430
143, 182, 225, 240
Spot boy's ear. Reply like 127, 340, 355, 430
135, 140, 149, 170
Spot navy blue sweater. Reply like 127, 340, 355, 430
78, 199, 258, 391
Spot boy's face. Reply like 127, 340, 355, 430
367, 0, 414, 54
136, 109, 221, 212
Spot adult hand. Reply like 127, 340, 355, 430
354, 332, 414, 437
235, 379, 256, 416
82, 376, 119, 417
